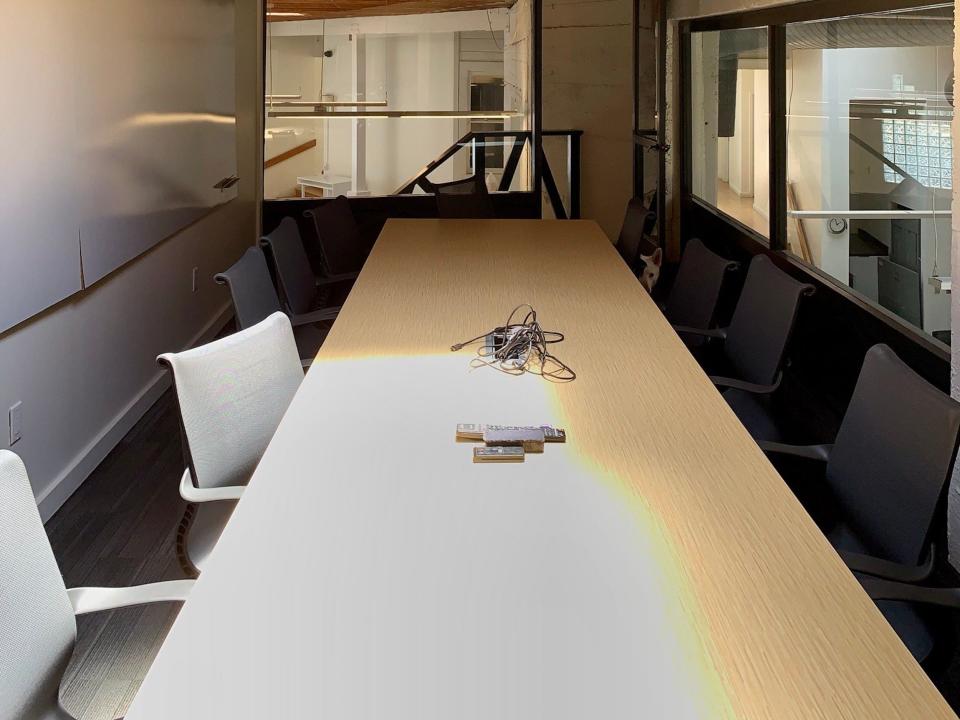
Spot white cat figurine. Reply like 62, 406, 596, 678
638, 247, 662, 293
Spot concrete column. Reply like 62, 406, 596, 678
542, 0, 645, 238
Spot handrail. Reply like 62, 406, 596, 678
789, 210, 950, 219
264, 139, 317, 169
392, 129, 583, 220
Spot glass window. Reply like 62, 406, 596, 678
785, 5, 953, 344
263, 8, 533, 200
689, 27, 769, 240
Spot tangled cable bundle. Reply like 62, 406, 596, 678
450, 304, 576, 382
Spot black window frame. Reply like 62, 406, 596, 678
677, 0, 952, 363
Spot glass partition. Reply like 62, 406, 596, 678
689, 27, 769, 240
785, 5, 953, 342
264, 8, 533, 200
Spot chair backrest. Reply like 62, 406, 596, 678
427, 175, 488, 195
303, 196, 365, 276
260, 217, 316, 316
214, 246, 283, 330
429, 176, 494, 218
0, 451, 76, 720
158, 313, 303, 491
663, 238, 738, 329
616, 197, 651, 273
723, 254, 813, 385
826, 344, 960, 566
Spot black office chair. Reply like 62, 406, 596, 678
426, 176, 495, 219
615, 197, 652, 275
215, 246, 336, 361
260, 218, 353, 325
762, 344, 960, 663
302, 196, 368, 280
662, 238, 739, 344
676, 254, 814, 441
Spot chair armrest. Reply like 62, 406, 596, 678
757, 441, 833, 463
179, 468, 244, 503
711, 371, 781, 395
841, 545, 935, 584
316, 271, 359, 286
673, 325, 727, 340
859, 576, 960, 610
291, 307, 341, 326
68, 579, 194, 616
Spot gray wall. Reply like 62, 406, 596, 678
0, 0, 263, 519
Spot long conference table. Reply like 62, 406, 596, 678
126, 219, 957, 719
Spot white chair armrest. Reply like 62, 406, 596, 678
179, 468, 245, 503
68, 579, 194, 616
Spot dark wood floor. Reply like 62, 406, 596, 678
45, 380, 960, 717
47, 389, 190, 720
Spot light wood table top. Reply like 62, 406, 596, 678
126, 219, 956, 719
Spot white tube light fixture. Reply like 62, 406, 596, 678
265, 100, 390, 107
268, 110, 521, 120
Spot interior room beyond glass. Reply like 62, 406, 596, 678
785, 5, 953, 344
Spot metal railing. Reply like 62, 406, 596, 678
789, 210, 951, 219
393, 129, 583, 220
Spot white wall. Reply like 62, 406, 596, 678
725, 71, 751, 198
314, 31, 459, 195
361, 33, 460, 194
0, 0, 261, 519
751, 69, 769, 221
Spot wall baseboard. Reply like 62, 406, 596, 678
38, 303, 234, 522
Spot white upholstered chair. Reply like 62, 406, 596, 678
0, 450, 193, 720
158, 311, 304, 575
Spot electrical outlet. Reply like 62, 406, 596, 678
192, 267, 199, 293
9, 402, 22, 445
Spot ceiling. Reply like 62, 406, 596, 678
266, 0, 513, 21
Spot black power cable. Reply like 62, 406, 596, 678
450, 304, 576, 382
